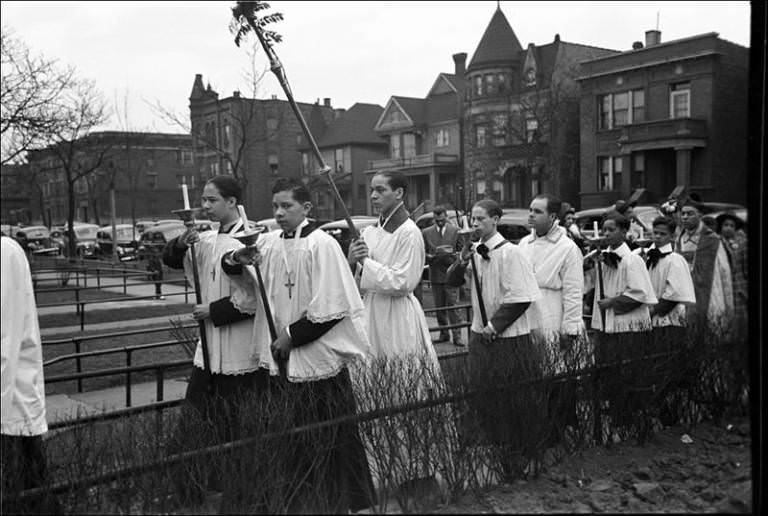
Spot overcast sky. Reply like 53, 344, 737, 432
1, 1, 752, 133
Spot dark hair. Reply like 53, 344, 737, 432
715, 212, 744, 232
271, 177, 311, 204
433, 205, 447, 216
206, 175, 242, 202
374, 171, 408, 197
603, 212, 630, 231
534, 193, 562, 218
652, 215, 677, 233
473, 199, 503, 219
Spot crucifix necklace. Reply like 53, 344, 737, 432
280, 219, 307, 299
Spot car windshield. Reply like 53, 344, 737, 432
116, 227, 135, 240
22, 226, 50, 238
75, 226, 98, 239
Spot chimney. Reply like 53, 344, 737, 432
645, 29, 661, 47
453, 52, 467, 78
271, 94, 277, 100
323, 98, 331, 107
233, 90, 241, 98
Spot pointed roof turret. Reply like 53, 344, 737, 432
467, 7, 523, 72
189, 74, 205, 100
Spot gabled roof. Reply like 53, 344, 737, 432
391, 96, 426, 125
468, 7, 523, 72
425, 93, 459, 124
427, 74, 458, 97
315, 103, 386, 148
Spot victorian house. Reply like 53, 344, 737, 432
463, 7, 618, 209
363, 56, 466, 213
300, 103, 388, 220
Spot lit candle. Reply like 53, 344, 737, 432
237, 204, 249, 232
593, 221, 599, 238
181, 184, 190, 210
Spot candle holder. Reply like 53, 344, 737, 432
172, 207, 202, 226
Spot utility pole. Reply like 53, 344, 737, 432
110, 181, 117, 263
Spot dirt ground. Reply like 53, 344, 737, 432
431, 416, 752, 514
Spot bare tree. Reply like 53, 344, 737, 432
43, 78, 111, 258
148, 41, 267, 194
1, 27, 74, 165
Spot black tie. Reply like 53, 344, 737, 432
476, 243, 490, 261
602, 251, 621, 268
645, 248, 669, 270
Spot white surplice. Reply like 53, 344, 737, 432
645, 243, 696, 328
183, 221, 260, 375
358, 218, 438, 365
518, 224, 585, 338
591, 242, 658, 333
232, 223, 370, 382
466, 232, 541, 338
1, 237, 47, 436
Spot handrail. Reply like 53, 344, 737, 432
44, 339, 196, 366
43, 322, 197, 346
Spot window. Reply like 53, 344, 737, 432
598, 157, 611, 191
334, 148, 345, 173
632, 152, 645, 189
390, 134, 401, 158
268, 154, 279, 175
476, 126, 486, 147
180, 150, 193, 165
492, 114, 507, 146
210, 162, 219, 176
486, 74, 496, 95
599, 89, 646, 129
525, 118, 539, 143
497, 73, 507, 93
222, 123, 231, 148
612, 92, 629, 127
632, 89, 645, 123
670, 82, 690, 118
434, 128, 449, 147
474, 76, 483, 96
403, 133, 416, 158
225, 162, 232, 175
613, 156, 623, 190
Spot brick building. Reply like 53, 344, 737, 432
300, 103, 388, 220
188, 74, 338, 220
26, 131, 196, 226
462, 6, 617, 209
363, 57, 465, 213
0, 163, 33, 224
577, 31, 749, 208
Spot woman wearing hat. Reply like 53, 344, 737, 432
716, 212, 747, 340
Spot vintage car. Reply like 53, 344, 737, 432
137, 222, 187, 261
14, 225, 60, 255
319, 216, 379, 255
497, 208, 532, 244
55, 223, 100, 258
415, 210, 465, 231
574, 205, 663, 241
96, 224, 139, 260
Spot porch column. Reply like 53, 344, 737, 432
675, 147, 692, 187
430, 171, 437, 205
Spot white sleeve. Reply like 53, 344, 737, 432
360, 228, 425, 296
560, 245, 585, 335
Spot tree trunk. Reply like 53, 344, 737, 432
67, 178, 77, 262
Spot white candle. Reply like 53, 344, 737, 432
593, 220, 599, 237
237, 204, 249, 231
181, 184, 190, 210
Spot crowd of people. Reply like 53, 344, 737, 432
0, 169, 748, 513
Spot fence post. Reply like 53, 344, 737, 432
75, 288, 81, 315
82, 266, 87, 288
96, 268, 101, 288
75, 339, 83, 393
80, 302, 85, 331
123, 270, 127, 294
156, 368, 165, 402
126, 350, 132, 408
184, 280, 189, 304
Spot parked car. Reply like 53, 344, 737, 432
13, 225, 60, 255
574, 205, 662, 241
56, 223, 100, 258
415, 210, 465, 231
497, 209, 531, 244
319, 216, 379, 255
137, 223, 188, 261
134, 220, 157, 234
96, 224, 139, 260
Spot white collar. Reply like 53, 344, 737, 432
478, 231, 505, 249
534, 223, 565, 243
650, 243, 673, 253
608, 242, 631, 258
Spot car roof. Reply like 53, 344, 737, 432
415, 209, 463, 222
319, 216, 378, 230
499, 209, 529, 225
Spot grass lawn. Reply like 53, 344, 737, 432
43, 319, 197, 395
36, 288, 135, 306
38, 302, 195, 329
